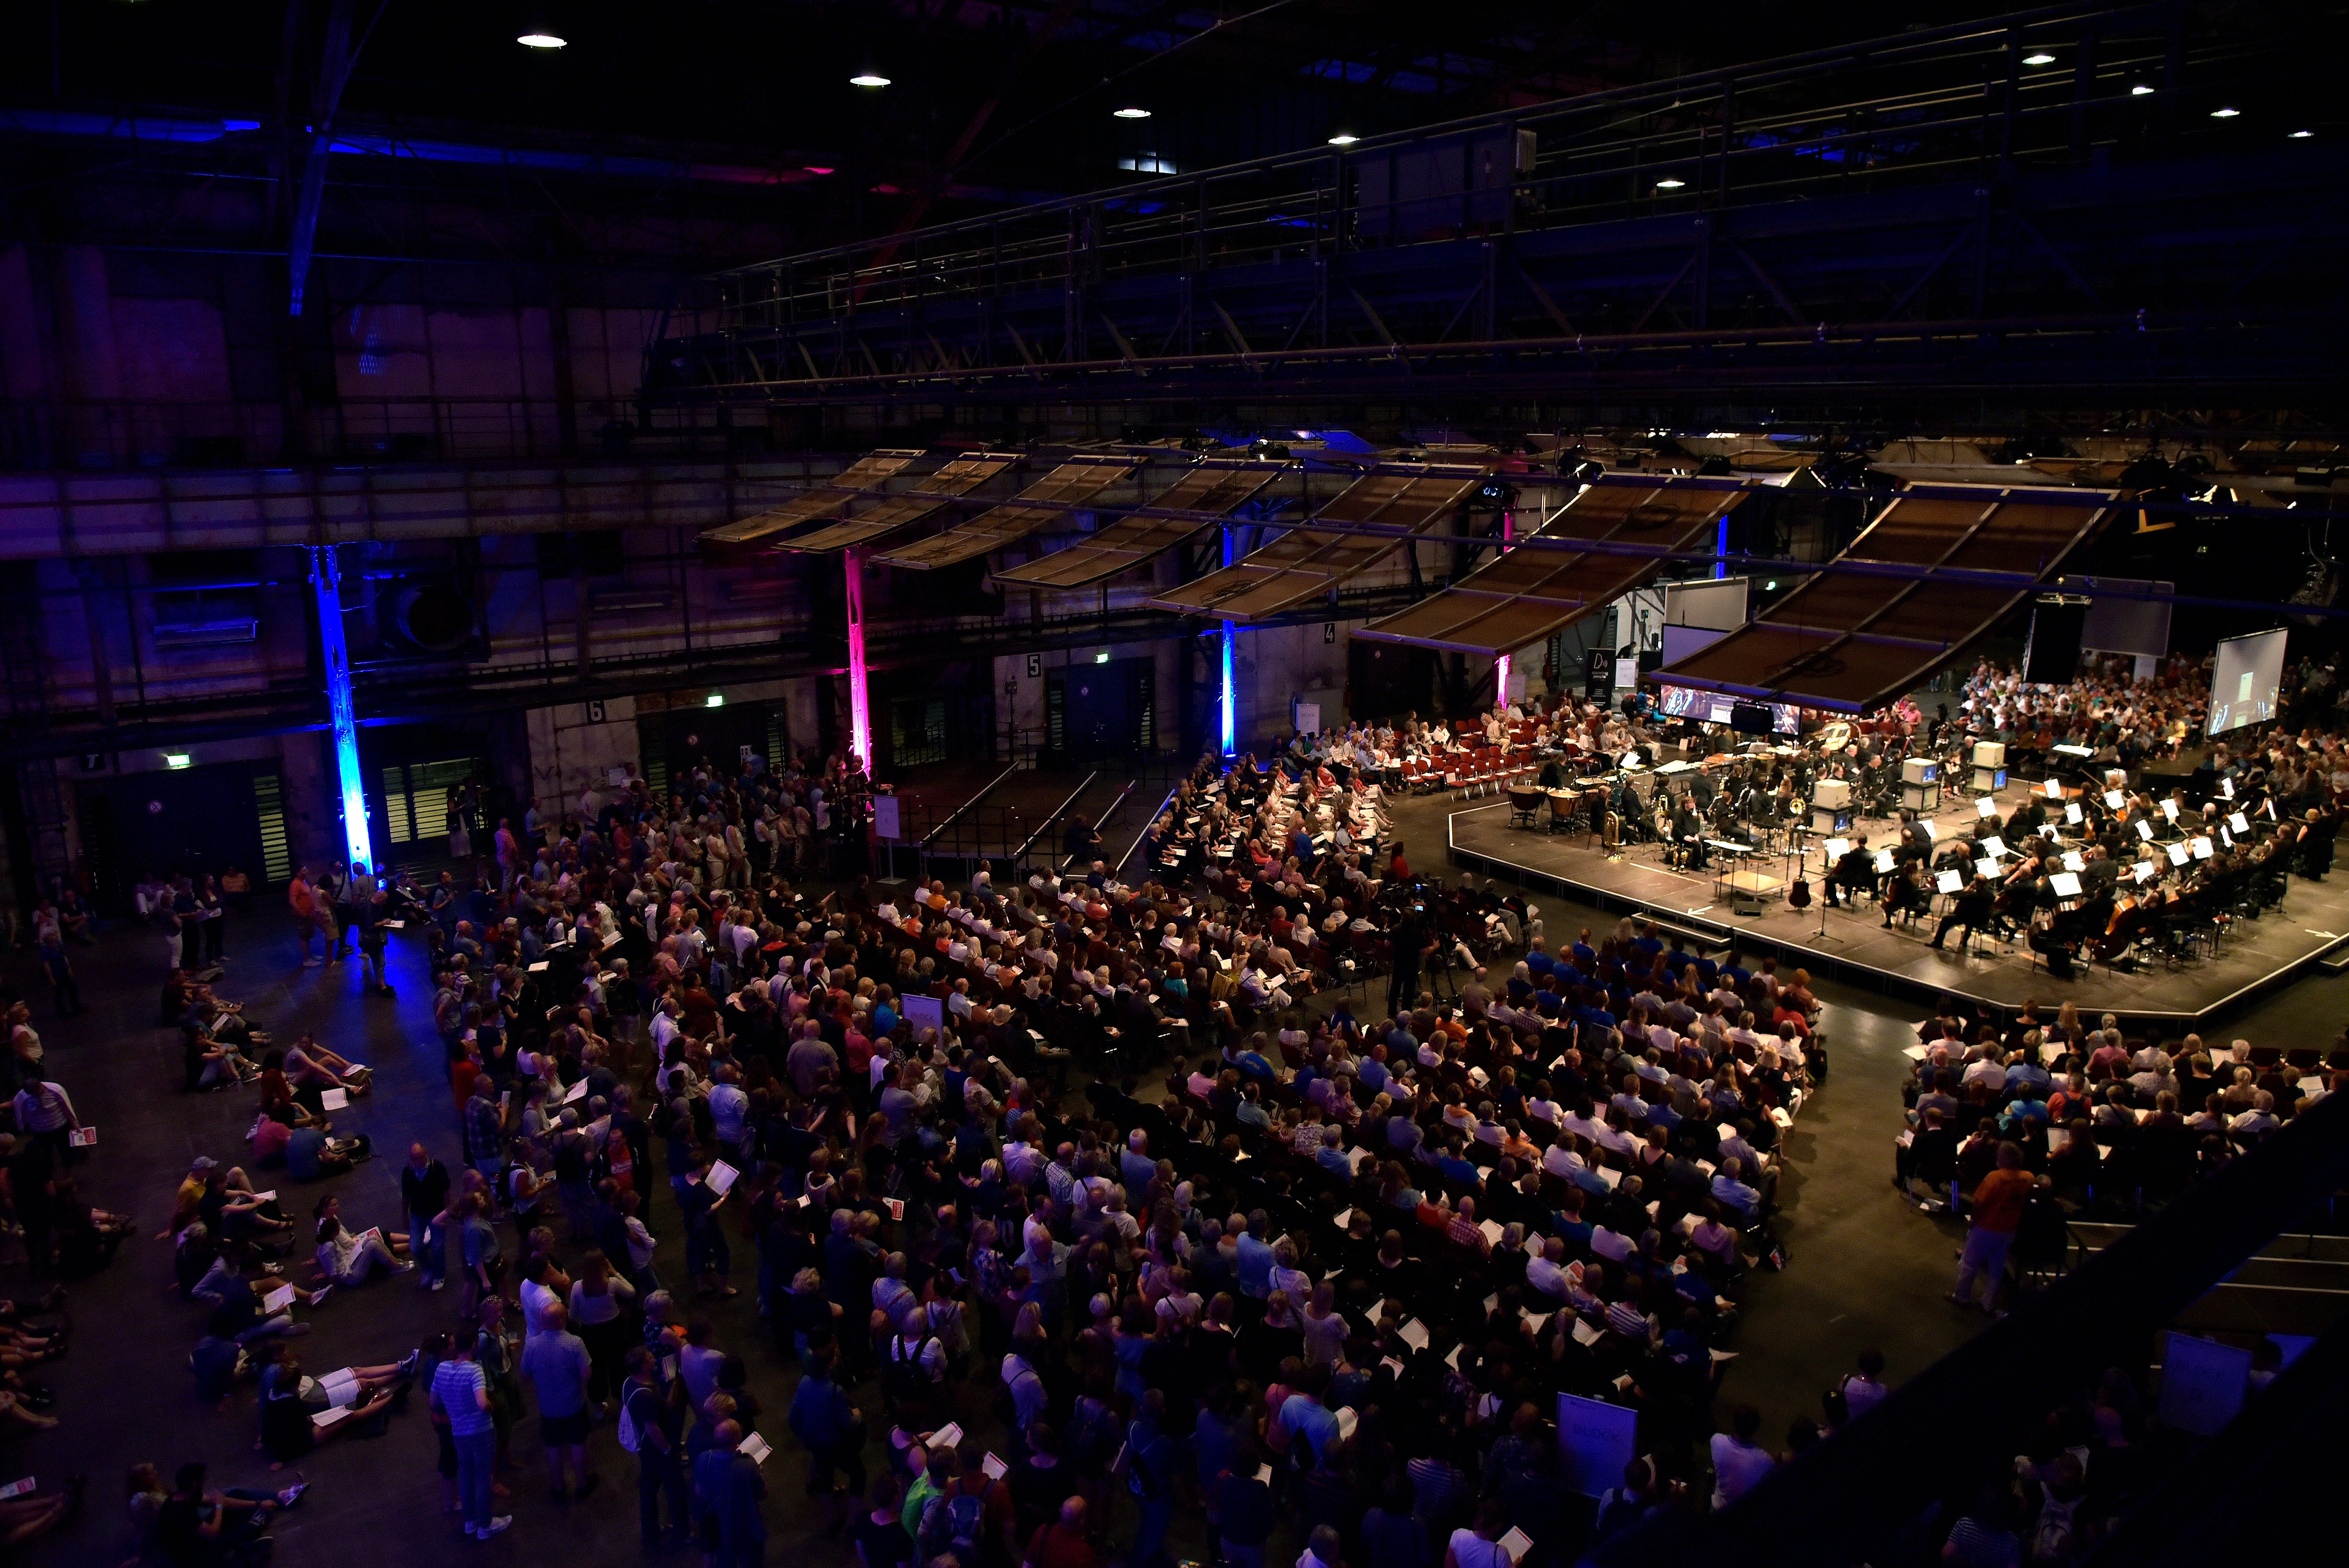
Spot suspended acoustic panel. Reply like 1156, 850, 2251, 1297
876, 455, 1137, 571
1658, 484, 2116, 713
993, 459, 1284, 590
784, 453, 1021, 553
698, 449, 924, 545
1143, 464, 1486, 622
1356, 474, 1756, 656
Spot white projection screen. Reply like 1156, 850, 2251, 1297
2206, 627, 2288, 737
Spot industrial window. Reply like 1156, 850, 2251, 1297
378, 757, 479, 846
252, 772, 294, 884
892, 697, 950, 767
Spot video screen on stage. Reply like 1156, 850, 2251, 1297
2205, 627, 2287, 737
1654, 683, 1799, 734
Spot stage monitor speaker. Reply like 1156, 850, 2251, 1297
1730, 702, 1775, 735
2025, 599, 2089, 685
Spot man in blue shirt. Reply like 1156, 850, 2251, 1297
1524, 941, 1556, 981
1234, 1213, 1276, 1299
1276, 1367, 1343, 1465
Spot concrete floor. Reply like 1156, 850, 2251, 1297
9, 787, 2341, 1566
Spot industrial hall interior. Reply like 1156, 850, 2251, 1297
3, 2, 2348, 1566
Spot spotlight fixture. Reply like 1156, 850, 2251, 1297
2290, 128, 2314, 138
2130, 83, 2154, 96
1113, 106, 1151, 119
850, 71, 891, 87
2210, 106, 2239, 118
1326, 133, 1359, 145
1654, 177, 1685, 189
706, 692, 725, 707
164, 752, 192, 769
517, 31, 566, 48
2022, 51, 2056, 65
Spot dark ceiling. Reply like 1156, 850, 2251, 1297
7, 1, 2011, 214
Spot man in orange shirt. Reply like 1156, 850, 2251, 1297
287, 867, 322, 968
1948, 1141, 2044, 1315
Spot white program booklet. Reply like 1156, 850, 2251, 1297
703, 1160, 739, 1196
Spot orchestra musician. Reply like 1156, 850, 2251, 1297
1930, 875, 1997, 951
1671, 793, 1710, 871
1826, 835, 1877, 909
1879, 859, 1929, 928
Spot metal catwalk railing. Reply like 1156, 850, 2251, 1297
651, 2, 2287, 395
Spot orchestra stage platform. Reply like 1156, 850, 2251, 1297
1444, 801, 2349, 1026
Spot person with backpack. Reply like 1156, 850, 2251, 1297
622, 1346, 690, 1547
2027, 1453, 2088, 1566
1119, 1390, 1181, 1568
931, 1437, 1016, 1568
788, 1345, 866, 1536
882, 1318, 948, 1431
915, 1448, 993, 1568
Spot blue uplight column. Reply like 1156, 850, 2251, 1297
308, 544, 375, 873
1219, 524, 1236, 755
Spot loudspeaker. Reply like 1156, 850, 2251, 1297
1584, 648, 1615, 702
2025, 599, 2089, 685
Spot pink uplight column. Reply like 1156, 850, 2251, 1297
846, 547, 872, 770
1493, 507, 1515, 702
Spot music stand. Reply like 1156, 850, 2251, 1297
1810, 836, 1851, 946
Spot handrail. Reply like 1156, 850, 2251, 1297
918, 762, 1020, 849
1116, 781, 1183, 875
1012, 770, 1101, 862
1066, 777, 1139, 870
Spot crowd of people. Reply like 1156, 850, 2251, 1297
1896, 998, 2347, 1313
24, 650, 2342, 1568
9, 725, 1866, 1567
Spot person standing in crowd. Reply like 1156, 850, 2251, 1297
691, 1418, 766, 1568
32, 902, 84, 1017
624, 1345, 690, 1548
431, 1333, 512, 1539
1949, 1142, 2044, 1315
401, 1143, 451, 1294
521, 1300, 599, 1503
287, 867, 322, 968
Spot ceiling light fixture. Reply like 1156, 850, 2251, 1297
1326, 133, 1358, 146
2290, 128, 2313, 138
2022, 51, 2056, 65
804, 166, 835, 174
1654, 177, 1685, 189
706, 693, 725, 708
850, 72, 891, 88
517, 32, 566, 48
2130, 83, 2154, 96
2210, 106, 2239, 118
1113, 106, 1151, 119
